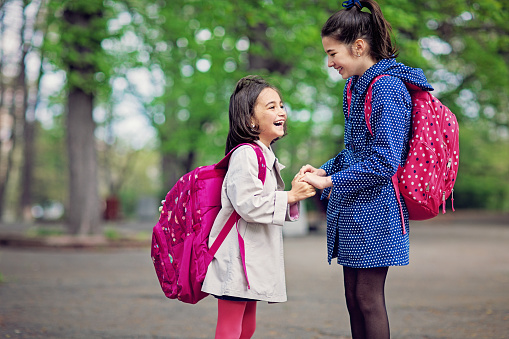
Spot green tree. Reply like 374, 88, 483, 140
44, 0, 111, 234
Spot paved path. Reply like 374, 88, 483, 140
0, 212, 508, 338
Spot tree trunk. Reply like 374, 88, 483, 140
62, 1, 104, 235
0, 88, 18, 222
0, 4, 25, 221
66, 89, 100, 235
18, 0, 33, 221
19, 79, 35, 221
0, 8, 7, 220
19, 0, 45, 221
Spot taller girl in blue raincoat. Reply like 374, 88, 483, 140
300, 0, 433, 338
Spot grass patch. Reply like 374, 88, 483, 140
26, 226, 65, 237
103, 227, 122, 240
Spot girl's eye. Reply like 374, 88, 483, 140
269, 106, 275, 109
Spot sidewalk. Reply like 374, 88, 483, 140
0, 211, 508, 338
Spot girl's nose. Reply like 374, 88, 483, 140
327, 56, 334, 67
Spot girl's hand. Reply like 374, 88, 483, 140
302, 173, 333, 190
287, 174, 316, 204
298, 164, 326, 177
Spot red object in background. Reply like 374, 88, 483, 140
104, 196, 120, 220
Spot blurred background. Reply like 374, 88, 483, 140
0, 0, 508, 236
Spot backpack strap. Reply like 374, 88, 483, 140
346, 75, 385, 136
392, 174, 406, 235
215, 143, 266, 183
355, 75, 406, 234
363, 75, 388, 136
346, 78, 353, 118
207, 143, 266, 289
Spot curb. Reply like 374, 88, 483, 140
0, 233, 151, 249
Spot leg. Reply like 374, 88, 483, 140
343, 266, 366, 339
215, 299, 247, 339
355, 266, 390, 339
239, 301, 257, 339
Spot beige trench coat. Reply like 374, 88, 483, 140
201, 141, 299, 302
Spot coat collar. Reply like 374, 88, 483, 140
349, 58, 433, 95
349, 59, 395, 96
253, 140, 285, 171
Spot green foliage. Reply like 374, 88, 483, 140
35, 0, 509, 212
109, 149, 161, 218
453, 122, 509, 210
44, 0, 113, 97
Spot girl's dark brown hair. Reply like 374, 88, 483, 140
225, 75, 286, 154
321, 0, 398, 61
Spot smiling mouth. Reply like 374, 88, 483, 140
336, 66, 343, 73
274, 121, 284, 127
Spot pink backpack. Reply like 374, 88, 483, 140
151, 143, 266, 304
347, 75, 459, 230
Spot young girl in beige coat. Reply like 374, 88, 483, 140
201, 75, 315, 339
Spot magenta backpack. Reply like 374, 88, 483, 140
347, 75, 459, 229
151, 143, 266, 304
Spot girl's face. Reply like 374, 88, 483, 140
252, 88, 286, 148
322, 36, 364, 79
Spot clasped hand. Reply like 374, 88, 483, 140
295, 164, 333, 190
287, 164, 333, 204
287, 172, 316, 204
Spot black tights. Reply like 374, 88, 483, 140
343, 266, 390, 339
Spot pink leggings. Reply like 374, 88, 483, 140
215, 299, 257, 339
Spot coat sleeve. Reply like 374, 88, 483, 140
318, 78, 353, 200
330, 76, 412, 196
286, 203, 299, 222
226, 146, 288, 226
320, 151, 346, 176
319, 150, 347, 200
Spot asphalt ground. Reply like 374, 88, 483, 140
0, 211, 508, 339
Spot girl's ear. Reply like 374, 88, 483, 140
353, 38, 367, 57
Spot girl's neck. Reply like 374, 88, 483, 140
358, 57, 377, 77
257, 138, 271, 149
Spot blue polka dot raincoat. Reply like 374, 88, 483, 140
321, 58, 433, 268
